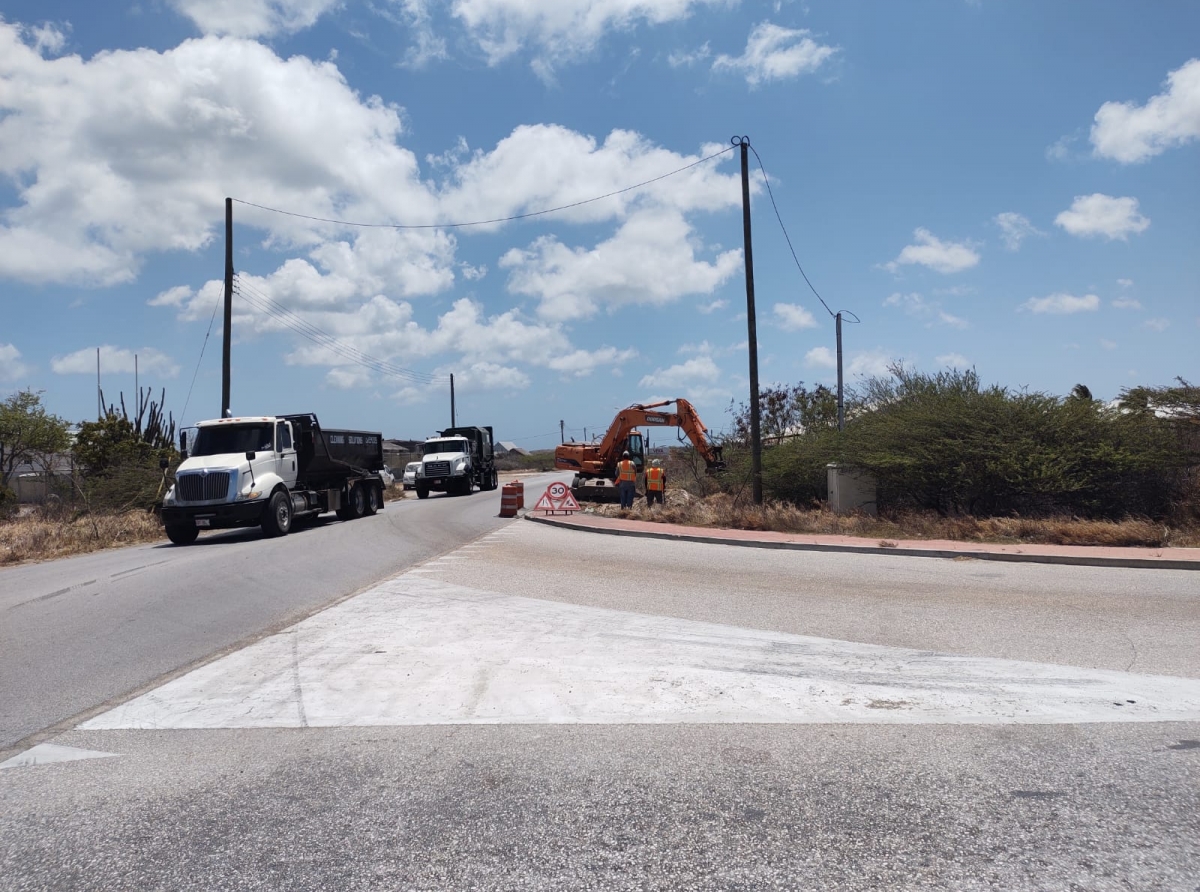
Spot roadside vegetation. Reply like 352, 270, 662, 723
591, 368, 1200, 549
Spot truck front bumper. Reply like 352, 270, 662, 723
162, 499, 267, 530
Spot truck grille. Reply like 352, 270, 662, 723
424, 461, 451, 478
177, 471, 232, 502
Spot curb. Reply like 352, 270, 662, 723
523, 514, 1200, 571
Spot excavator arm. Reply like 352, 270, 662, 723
595, 399, 725, 471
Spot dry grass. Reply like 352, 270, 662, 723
586, 491, 1200, 549
1, 508, 166, 566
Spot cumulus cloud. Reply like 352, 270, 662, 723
805, 346, 835, 368
1054, 194, 1150, 241
502, 207, 742, 321
51, 346, 180, 377
0, 344, 32, 381
885, 228, 980, 275
712, 22, 837, 86
1112, 297, 1143, 310
1020, 293, 1100, 315
1143, 317, 1171, 332
935, 353, 971, 369
994, 212, 1043, 251
848, 350, 896, 379
638, 355, 720, 391
698, 298, 728, 314
1091, 58, 1200, 163
772, 302, 818, 331
883, 292, 968, 328
450, 0, 719, 68
170, 0, 342, 38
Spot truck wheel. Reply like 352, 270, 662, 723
262, 490, 293, 538
365, 482, 380, 515
347, 483, 367, 518
416, 485, 429, 500
165, 524, 199, 546
489, 470, 498, 491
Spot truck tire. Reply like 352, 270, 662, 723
416, 485, 429, 500
365, 482, 380, 515
165, 524, 199, 546
488, 470, 498, 491
261, 490, 293, 538
345, 483, 367, 518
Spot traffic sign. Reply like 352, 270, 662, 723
535, 482, 581, 514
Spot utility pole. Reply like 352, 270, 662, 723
450, 374, 456, 428
221, 197, 233, 418
96, 348, 101, 420
735, 136, 763, 505
836, 312, 845, 432
560, 419, 565, 443
135, 353, 139, 420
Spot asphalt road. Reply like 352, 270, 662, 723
0, 478, 539, 752
2, 489, 1199, 890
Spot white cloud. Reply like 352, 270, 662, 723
1143, 317, 1171, 332
547, 346, 639, 378
885, 228, 980, 275
1054, 194, 1150, 241
148, 285, 195, 308
0, 344, 32, 381
935, 353, 971, 369
638, 355, 720, 391
1111, 298, 1142, 310
1091, 58, 1200, 163
450, 0, 720, 68
772, 302, 818, 331
1117, 278, 1134, 287
994, 212, 1043, 251
1020, 293, 1100, 315
502, 207, 742, 321
848, 350, 895, 379
170, 0, 341, 38
51, 346, 180, 377
444, 361, 530, 391
1100, 339, 1117, 350
698, 298, 728, 314
805, 346, 835, 369
668, 43, 711, 68
712, 22, 837, 86
1044, 133, 1077, 162
882, 292, 968, 328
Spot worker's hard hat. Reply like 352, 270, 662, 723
652, 459, 662, 466
622, 451, 630, 458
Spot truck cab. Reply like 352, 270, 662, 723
414, 425, 497, 499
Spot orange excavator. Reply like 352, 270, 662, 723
555, 398, 725, 501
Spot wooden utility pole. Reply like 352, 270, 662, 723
221, 197, 233, 418
735, 137, 763, 505
836, 312, 845, 431
450, 374, 456, 428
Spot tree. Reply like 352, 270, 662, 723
0, 390, 71, 490
74, 388, 177, 510
727, 382, 839, 445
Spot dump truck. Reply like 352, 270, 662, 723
414, 425, 498, 498
554, 399, 725, 501
160, 413, 387, 545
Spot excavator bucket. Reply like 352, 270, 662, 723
571, 478, 623, 504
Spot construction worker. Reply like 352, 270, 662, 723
614, 450, 637, 509
645, 459, 666, 506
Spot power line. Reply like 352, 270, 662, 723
231, 146, 736, 230
747, 143, 858, 325
179, 287, 224, 423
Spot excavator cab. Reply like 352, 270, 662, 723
625, 431, 646, 471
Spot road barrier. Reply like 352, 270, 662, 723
500, 482, 521, 517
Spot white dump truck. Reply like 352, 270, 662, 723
414, 425, 498, 499
160, 413, 387, 545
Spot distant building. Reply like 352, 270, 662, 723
495, 441, 528, 456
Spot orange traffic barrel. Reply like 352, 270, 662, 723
512, 480, 524, 509
500, 483, 519, 517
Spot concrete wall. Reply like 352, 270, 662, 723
826, 464, 878, 516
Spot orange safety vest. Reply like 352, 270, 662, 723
645, 467, 664, 491
617, 459, 637, 482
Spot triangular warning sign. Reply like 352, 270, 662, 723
558, 490, 581, 511
534, 492, 556, 511
534, 483, 582, 514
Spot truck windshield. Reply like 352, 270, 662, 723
423, 439, 467, 456
191, 424, 274, 456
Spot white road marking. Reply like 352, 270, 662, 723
1, 744, 120, 770
82, 573, 1200, 730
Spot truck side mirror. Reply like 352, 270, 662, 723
246, 451, 256, 461
159, 457, 169, 470
179, 431, 188, 460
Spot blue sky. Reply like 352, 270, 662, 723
1, 1, 1197, 449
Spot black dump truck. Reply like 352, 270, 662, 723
414, 425, 498, 498
160, 412, 388, 544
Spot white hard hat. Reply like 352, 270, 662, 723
652, 459, 662, 466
